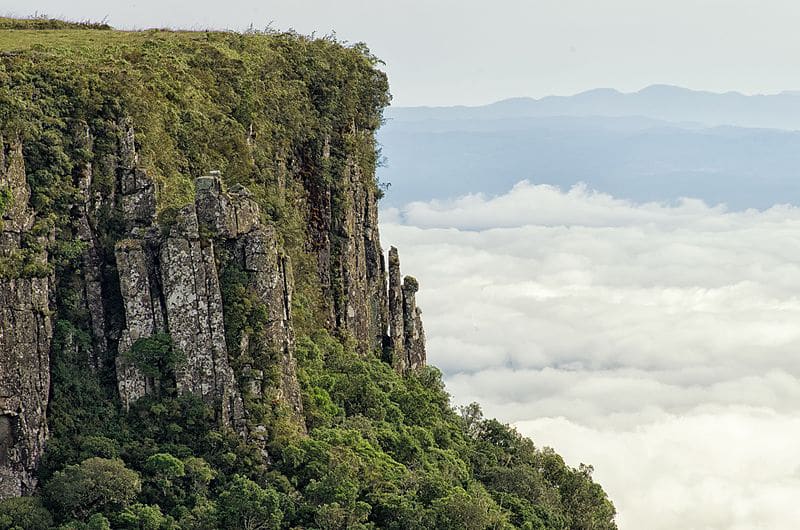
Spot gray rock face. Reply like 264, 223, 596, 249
302, 152, 427, 370
305, 160, 388, 356
114, 185, 245, 430
75, 146, 108, 370
387, 247, 406, 372
386, 247, 427, 372
112, 123, 165, 410
117, 120, 156, 230
0, 278, 51, 499
402, 276, 426, 370
114, 168, 304, 433
195, 175, 260, 238
109, 127, 247, 427
235, 226, 304, 424
0, 121, 429, 501
115, 238, 162, 409
160, 205, 244, 429
195, 176, 304, 424
73, 119, 137, 372
0, 138, 52, 499
338, 161, 389, 356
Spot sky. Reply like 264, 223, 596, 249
381, 185, 800, 529
5, 0, 800, 105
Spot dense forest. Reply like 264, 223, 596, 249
0, 18, 616, 529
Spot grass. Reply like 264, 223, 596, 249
0, 16, 111, 31
0, 24, 226, 53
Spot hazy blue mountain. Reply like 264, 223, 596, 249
377, 112, 800, 209
386, 85, 800, 130
378, 87, 800, 209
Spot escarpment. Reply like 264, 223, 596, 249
0, 22, 618, 530
0, 49, 425, 500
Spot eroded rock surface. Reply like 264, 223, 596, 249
195, 176, 304, 425
0, 138, 52, 499
0, 123, 426, 500
114, 170, 306, 433
305, 159, 388, 356
387, 247, 427, 372
115, 238, 162, 409
160, 204, 244, 429
114, 177, 246, 430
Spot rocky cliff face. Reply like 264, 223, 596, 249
304, 157, 389, 357
0, 138, 53, 498
387, 247, 426, 372
0, 120, 426, 499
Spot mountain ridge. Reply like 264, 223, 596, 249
387, 84, 800, 130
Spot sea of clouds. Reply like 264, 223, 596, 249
381, 181, 800, 529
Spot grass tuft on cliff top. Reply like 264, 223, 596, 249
0, 15, 112, 32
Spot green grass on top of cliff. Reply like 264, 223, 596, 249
0, 16, 112, 31
0, 17, 389, 225
0, 16, 390, 282
0, 20, 232, 51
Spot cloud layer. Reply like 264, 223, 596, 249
381, 182, 800, 529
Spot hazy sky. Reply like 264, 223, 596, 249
6, 0, 800, 105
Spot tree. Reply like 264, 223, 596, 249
0, 496, 53, 530
115, 504, 174, 530
182, 457, 215, 497
216, 475, 283, 530
124, 333, 184, 384
428, 486, 510, 530
144, 453, 185, 496
57, 513, 112, 530
44, 457, 141, 521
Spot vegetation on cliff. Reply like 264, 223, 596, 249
0, 18, 616, 529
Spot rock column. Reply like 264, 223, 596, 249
0, 139, 52, 498
386, 247, 427, 373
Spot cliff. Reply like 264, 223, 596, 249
0, 19, 615, 530
0, 17, 421, 496
0, 50, 421, 495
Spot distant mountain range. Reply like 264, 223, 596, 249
378, 86, 800, 209
387, 85, 800, 129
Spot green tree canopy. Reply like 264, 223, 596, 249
44, 458, 142, 521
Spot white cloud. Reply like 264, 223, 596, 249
381, 182, 800, 529
517, 409, 800, 530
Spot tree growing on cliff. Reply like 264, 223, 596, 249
215, 475, 284, 530
124, 334, 185, 386
44, 458, 141, 522
0, 496, 53, 530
